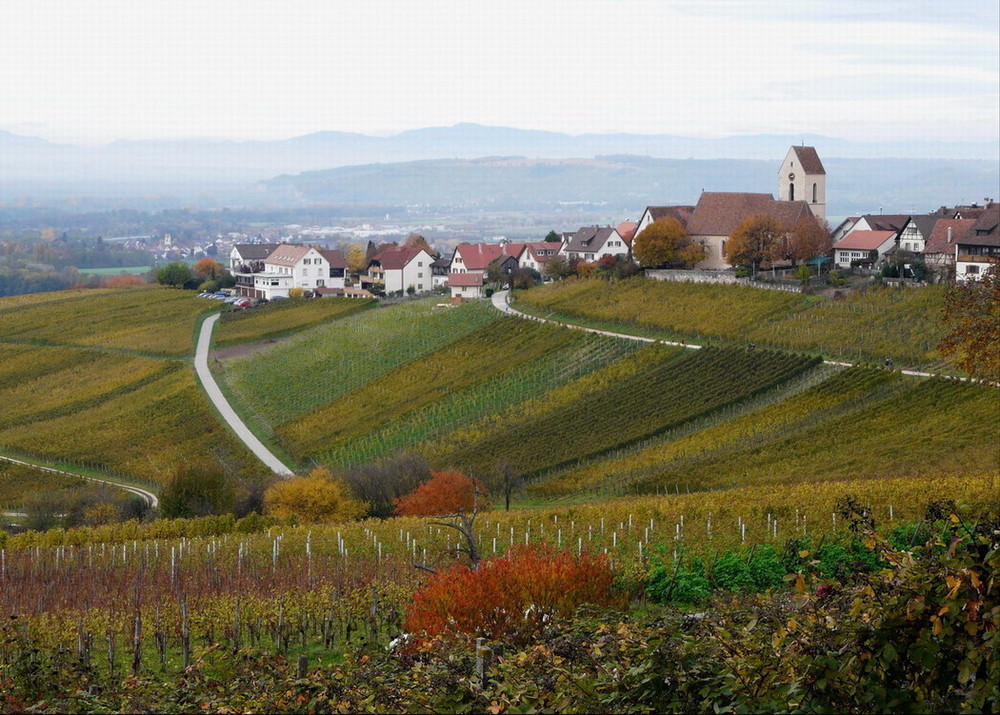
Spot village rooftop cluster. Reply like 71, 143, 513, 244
225, 146, 999, 303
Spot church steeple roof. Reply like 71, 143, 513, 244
791, 146, 825, 175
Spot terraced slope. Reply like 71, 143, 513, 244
534, 367, 999, 497
220, 299, 502, 429
281, 319, 640, 465
515, 277, 950, 369
0, 288, 259, 486
426, 345, 820, 479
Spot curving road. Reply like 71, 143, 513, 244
491, 290, 972, 381
194, 314, 295, 476
0, 453, 158, 509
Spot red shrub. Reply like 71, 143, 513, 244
392, 471, 487, 517
405, 545, 620, 642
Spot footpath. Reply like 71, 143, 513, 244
491, 290, 958, 381
194, 314, 295, 476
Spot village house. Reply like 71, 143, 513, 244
832, 230, 899, 269
922, 219, 975, 281
363, 245, 435, 295
562, 226, 629, 262
230, 243, 335, 300
447, 242, 523, 299
632, 207, 695, 245
954, 205, 1000, 283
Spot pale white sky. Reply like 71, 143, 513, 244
2, 0, 997, 145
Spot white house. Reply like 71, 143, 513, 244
519, 242, 561, 276
366, 246, 435, 294
562, 226, 629, 262
632, 207, 695, 245
447, 242, 523, 299
832, 230, 898, 268
231, 243, 333, 299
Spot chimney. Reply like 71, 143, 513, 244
947, 227, 953, 243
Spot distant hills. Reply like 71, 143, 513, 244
1, 124, 997, 218
258, 154, 998, 222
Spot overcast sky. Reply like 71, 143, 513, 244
2, 0, 997, 145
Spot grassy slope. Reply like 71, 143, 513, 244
515, 277, 951, 370
0, 287, 258, 487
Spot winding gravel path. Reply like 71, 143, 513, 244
0, 453, 158, 509
491, 290, 970, 381
194, 314, 295, 476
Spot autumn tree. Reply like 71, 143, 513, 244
404, 233, 436, 257
633, 217, 705, 268
264, 468, 366, 523
396, 471, 489, 571
156, 262, 192, 288
543, 255, 573, 280
938, 261, 1000, 384
193, 257, 225, 281
393, 471, 488, 517
345, 244, 368, 275
342, 452, 431, 518
725, 214, 785, 276
786, 215, 833, 265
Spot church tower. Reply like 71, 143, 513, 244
778, 146, 826, 223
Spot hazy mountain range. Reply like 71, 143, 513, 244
1, 124, 997, 219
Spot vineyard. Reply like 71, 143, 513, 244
0, 288, 261, 493
0, 461, 79, 509
213, 297, 376, 347
314, 330, 640, 467
0, 285, 210, 357
535, 367, 999, 497
0, 472, 994, 706
515, 277, 951, 370
426, 345, 820, 478
275, 318, 636, 463
219, 299, 502, 429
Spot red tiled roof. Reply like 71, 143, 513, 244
448, 272, 485, 287
455, 243, 504, 270
617, 221, 637, 243
372, 246, 424, 270
645, 206, 695, 228
525, 242, 559, 262
834, 230, 897, 251
319, 249, 346, 269
266, 244, 311, 267
924, 219, 975, 255
687, 192, 811, 237
792, 146, 826, 175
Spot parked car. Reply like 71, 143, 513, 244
233, 298, 252, 308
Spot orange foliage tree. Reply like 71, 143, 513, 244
405, 545, 620, 642
393, 471, 487, 517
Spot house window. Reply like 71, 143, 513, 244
302, 268, 309, 276
966, 265, 980, 274
812, 183, 817, 203
789, 183, 795, 201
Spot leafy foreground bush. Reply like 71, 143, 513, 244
405, 545, 621, 643
2, 513, 995, 713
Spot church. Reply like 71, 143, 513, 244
634, 146, 826, 270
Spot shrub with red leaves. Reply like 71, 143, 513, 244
392, 471, 487, 517
405, 545, 620, 643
